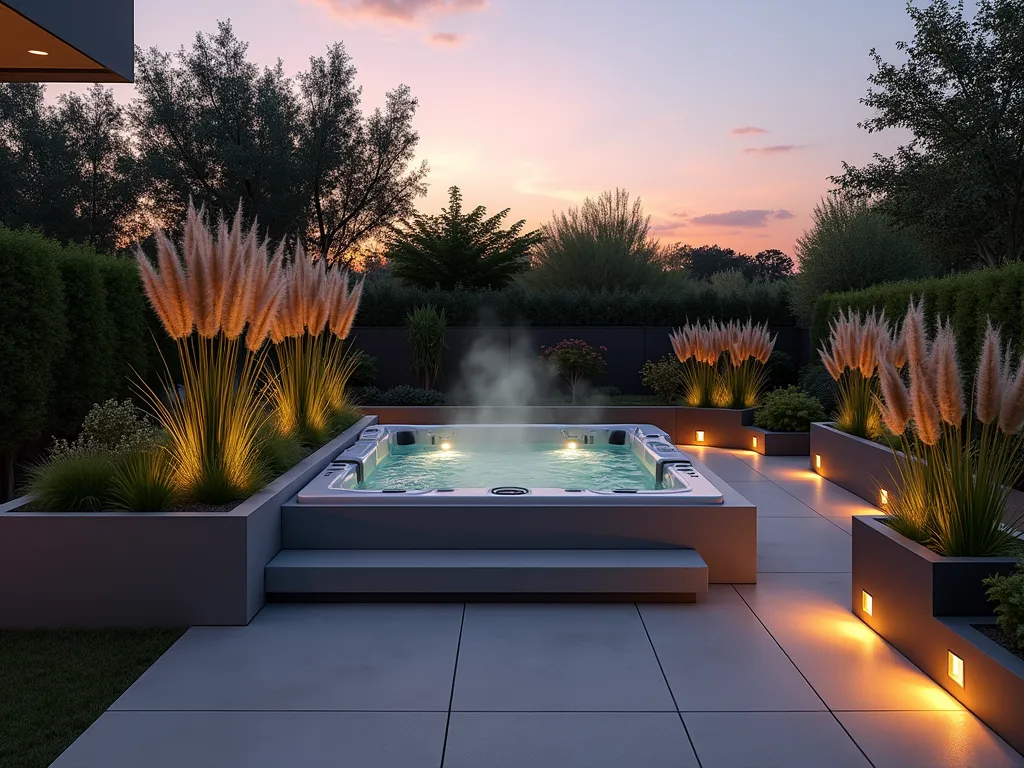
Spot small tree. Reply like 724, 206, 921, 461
388, 186, 543, 290
540, 339, 607, 404
406, 304, 447, 390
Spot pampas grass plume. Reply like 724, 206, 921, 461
976, 321, 1004, 425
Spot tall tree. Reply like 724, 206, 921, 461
387, 185, 544, 290
746, 249, 794, 281
833, 0, 1024, 268
669, 244, 749, 280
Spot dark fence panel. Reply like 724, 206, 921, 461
349, 326, 808, 395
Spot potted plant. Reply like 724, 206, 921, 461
748, 386, 826, 455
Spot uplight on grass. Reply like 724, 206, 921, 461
861, 590, 873, 616
948, 651, 964, 687
879, 488, 889, 506
815, 454, 822, 470
695, 430, 705, 443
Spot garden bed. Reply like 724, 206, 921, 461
809, 422, 899, 507
743, 427, 810, 456
852, 515, 1023, 753
0, 416, 375, 629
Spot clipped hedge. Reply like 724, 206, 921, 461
811, 263, 1024, 370
94, 254, 150, 398
356, 278, 796, 327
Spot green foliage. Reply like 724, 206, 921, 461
832, 0, 1024, 268
349, 350, 379, 387
640, 356, 684, 404
0, 228, 66, 488
51, 249, 117, 438
406, 304, 447, 389
110, 450, 176, 512
764, 350, 798, 391
754, 386, 827, 432
328, 404, 362, 436
49, 399, 162, 461
540, 339, 607, 403
25, 452, 116, 512
834, 370, 882, 440
811, 261, 1024, 370
746, 249, 794, 281
791, 194, 935, 324
985, 565, 1024, 653
529, 189, 665, 290
92, 254, 150, 396
258, 427, 307, 477
356, 278, 795, 326
388, 186, 543, 290
353, 385, 447, 406
798, 361, 838, 415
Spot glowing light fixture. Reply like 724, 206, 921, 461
439, 441, 452, 451
566, 440, 577, 450
752, 436, 758, 449
947, 651, 964, 687
879, 488, 889, 506
861, 590, 873, 616
28, 49, 49, 56
695, 430, 705, 443
815, 454, 822, 470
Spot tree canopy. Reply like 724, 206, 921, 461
386, 186, 544, 290
833, 0, 1024, 269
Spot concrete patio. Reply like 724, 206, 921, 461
50, 449, 1024, 768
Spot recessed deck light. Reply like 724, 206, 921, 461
695, 430, 705, 443
752, 436, 758, 449
948, 651, 964, 687
815, 454, 822, 470
862, 590, 873, 616
28, 49, 49, 56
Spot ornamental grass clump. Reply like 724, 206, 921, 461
267, 245, 363, 446
135, 203, 282, 503
818, 307, 897, 439
669, 319, 774, 408
877, 299, 1024, 557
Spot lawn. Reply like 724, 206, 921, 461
0, 628, 184, 768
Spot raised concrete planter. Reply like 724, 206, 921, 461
364, 405, 756, 450
809, 422, 898, 507
742, 427, 810, 457
852, 515, 1022, 753
0, 416, 375, 628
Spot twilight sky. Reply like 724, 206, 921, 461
62, 0, 941, 257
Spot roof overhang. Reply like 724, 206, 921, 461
0, 0, 133, 83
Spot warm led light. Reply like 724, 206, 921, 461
566, 440, 577, 450
695, 430, 705, 443
28, 49, 49, 56
815, 454, 822, 470
879, 488, 889, 506
752, 436, 758, 449
948, 651, 964, 687
439, 441, 451, 451
862, 590, 873, 616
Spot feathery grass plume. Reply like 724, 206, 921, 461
220, 212, 258, 340
245, 241, 285, 352
877, 356, 911, 434
183, 206, 218, 338
329, 271, 364, 340
932, 319, 964, 426
720, 318, 774, 408
136, 231, 193, 339
819, 307, 892, 439
671, 320, 724, 407
879, 298, 1024, 557
999, 356, 1024, 435
976, 321, 1004, 425
857, 310, 886, 377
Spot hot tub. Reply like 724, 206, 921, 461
296, 423, 724, 504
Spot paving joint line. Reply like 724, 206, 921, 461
438, 603, 466, 768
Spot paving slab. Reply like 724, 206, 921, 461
111, 604, 463, 712
50, 711, 447, 768
756, 516, 852, 572
728, 480, 820, 517
640, 588, 824, 711
685, 448, 768, 482
442, 712, 699, 768
683, 711, 872, 768
451, 604, 675, 712
837, 711, 1024, 768
736, 573, 962, 711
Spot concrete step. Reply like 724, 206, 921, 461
265, 548, 708, 597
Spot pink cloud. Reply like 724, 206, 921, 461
429, 31, 463, 46
314, 0, 486, 24
742, 144, 805, 155
689, 209, 794, 228
730, 126, 769, 135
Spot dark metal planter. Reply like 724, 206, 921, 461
0, 416, 375, 628
743, 427, 809, 457
809, 422, 899, 507
852, 515, 1023, 753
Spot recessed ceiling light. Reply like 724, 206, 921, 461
28, 50, 49, 56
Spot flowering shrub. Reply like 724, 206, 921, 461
49, 399, 162, 460
540, 339, 607, 403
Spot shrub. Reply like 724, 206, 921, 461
754, 387, 827, 432
49, 399, 162, 460
110, 450, 176, 512
540, 339, 607, 404
640, 356, 684, 404
93, 253, 150, 396
791, 194, 935, 325
25, 451, 116, 512
350, 350, 379, 387
51, 248, 117, 438
798, 361, 838, 416
529, 189, 665, 290
0, 228, 66, 499
985, 565, 1024, 653
764, 350, 798, 391
372, 385, 447, 406
406, 304, 447, 389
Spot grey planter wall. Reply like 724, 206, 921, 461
745, 427, 810, 456
809, 422, 899, 507
852, 516, 1022, 753
350, 325, 807, 395
0, 416, 375, 628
